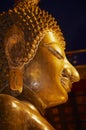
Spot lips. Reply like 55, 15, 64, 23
60, 76, 72, 93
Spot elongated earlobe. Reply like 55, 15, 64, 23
9, 68, 23, 96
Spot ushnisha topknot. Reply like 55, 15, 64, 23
14, 0, 40, 6
0, 0, 66, 93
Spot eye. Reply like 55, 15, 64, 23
48, 46, 64, 59
43, 43, 64, 59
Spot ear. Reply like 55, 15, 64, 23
4, 24, 25, 96
5, 24, 25, 67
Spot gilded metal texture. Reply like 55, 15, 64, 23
23, 31, 80, 108
0, 94, 55, 130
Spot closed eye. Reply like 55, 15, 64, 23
47, 46, 64, 59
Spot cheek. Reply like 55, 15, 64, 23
23, 62, 43, 92
26, 75, 41, 92
39, 48, 64, 77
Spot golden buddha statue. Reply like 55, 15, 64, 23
0, 0, 80, 129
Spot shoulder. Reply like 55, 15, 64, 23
0, 94, 32, 129
0, 94, 33, 116
0, 94, 24, 111
0, 94, 55, 130
0, 93, 18, 103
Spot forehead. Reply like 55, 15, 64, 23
40, 31, 66, 49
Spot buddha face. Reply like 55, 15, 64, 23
24, 32, 80, 109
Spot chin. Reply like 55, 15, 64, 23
60, 92, 68, 104
46, 92, 68, 109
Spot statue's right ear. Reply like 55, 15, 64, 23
4, 24, 25, 96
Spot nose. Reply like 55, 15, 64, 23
63, 59, 80, 83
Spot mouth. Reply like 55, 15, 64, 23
60, 76, 72, 93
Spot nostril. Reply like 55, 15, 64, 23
62, 65, 80, 82
62, 69, 71, 78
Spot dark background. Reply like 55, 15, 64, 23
0, 0, 86, 51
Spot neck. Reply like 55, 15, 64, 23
18, 84, 45, 115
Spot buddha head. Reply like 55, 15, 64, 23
0, 0, 80, 109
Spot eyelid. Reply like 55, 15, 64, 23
43, 43, 64, 59
48, 46, 64, 59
